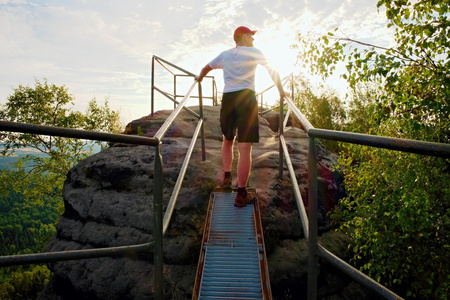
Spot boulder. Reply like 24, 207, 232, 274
40, 105, 371, 299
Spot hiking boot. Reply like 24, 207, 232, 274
234, 191, 256, 207
222, 176, 232, 190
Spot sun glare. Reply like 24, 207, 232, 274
254, 22, 298, 106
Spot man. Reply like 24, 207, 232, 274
195, 26, 288, 207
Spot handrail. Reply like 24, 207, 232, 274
154, 55, 197, 77
284, 93, 313, 132
153, 85, 201, 119
279, 94, 405, 299
0, 57, 208, 299
145, 76, 208, 299
278, 80, 449, 299
2, 56, 448, 299
151, 55, 218, 116
174, 74, 218, 106
0, 122, 160, 268
0, 121, 159, 146
279, 134, 309, 237
308, 128, 450, 158
317, 245, 401, 299
157, 81, 208, 235
0, 243, 152, 267
162, 118, 204, 234
258, 73, 293, 114
154, 81, 198, 140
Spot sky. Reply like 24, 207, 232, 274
0, 0, 393, 124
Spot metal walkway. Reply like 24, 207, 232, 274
192, 188, 271, 299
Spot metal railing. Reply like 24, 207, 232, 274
151, 55, 218, 116
257, 74, 293, 113
2, 57, 449, 299
0, 60, 208, 299
275, 75, 450, 300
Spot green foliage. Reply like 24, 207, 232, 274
0, 265, 51, 300
343, 84, 385, 134
291, 76, 345, 130
294, 1, 450, 298
338, 144, 449, 298
137, 126, 144, 136
294, 0, 449, 143
0, 169, 60, 299
0, 79, 123, 298
0, 170, 60, 256
84, 96, 123, 135
0, 79, 123, 205
291, 75, 346, 152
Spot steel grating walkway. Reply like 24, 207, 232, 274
192, 188, 271, 299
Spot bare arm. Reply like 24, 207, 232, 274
195, 64, 213, 82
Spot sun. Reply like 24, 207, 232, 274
253, 22, 298, 105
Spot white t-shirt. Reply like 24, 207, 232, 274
208, 46, 277, 93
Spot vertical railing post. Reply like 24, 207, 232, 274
154, 141, 164, 299
173, 75, 177, 110
307, 136, 318, 300
211, 79, 215, 106
278, 95, 284, 179
198, 82, 206, 161
151, 56, 155, 117
215, 81, 218, 106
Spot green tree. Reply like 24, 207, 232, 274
291, 75, 346, 151
294, 1, 450, 298
295, 0, 449, 142
0, 170, 60, 300
0, 79, 123, 208
0, 171, 60, 257
0, 265, 51, 300
338, 145, 449, 298
0, 79, 123, 299
343, 84, 383, 134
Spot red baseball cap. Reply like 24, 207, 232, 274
233, 26, 257, 41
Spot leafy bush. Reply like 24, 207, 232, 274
294, 1, 450, 298
338, 144, 449, 298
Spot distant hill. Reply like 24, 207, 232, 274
0, 143, 102, 171
0, 146, 46, 170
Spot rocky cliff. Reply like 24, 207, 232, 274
40, 105, 376, 299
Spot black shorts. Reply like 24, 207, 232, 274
220, 89, 259, 143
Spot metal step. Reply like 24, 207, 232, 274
193, 188, 271, 300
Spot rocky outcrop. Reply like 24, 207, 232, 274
40, 106, 374, 299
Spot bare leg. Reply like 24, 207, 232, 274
237, 142, 252, 188
222, 137, 234, 173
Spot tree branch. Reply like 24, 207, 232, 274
333, 36, 437, 71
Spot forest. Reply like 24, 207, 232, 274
0, 79, 123, 299
0, 174, 60, 256
0, 171, 60, 299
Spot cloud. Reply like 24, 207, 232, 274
0, 1, 169, 120
0, 0, 393, 123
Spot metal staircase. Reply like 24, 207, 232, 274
192, 188, 271, 299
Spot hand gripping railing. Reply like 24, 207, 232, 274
277, 77, 450, 300
0, 79, 207, 299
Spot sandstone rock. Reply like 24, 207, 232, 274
40, 105, 358, 299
